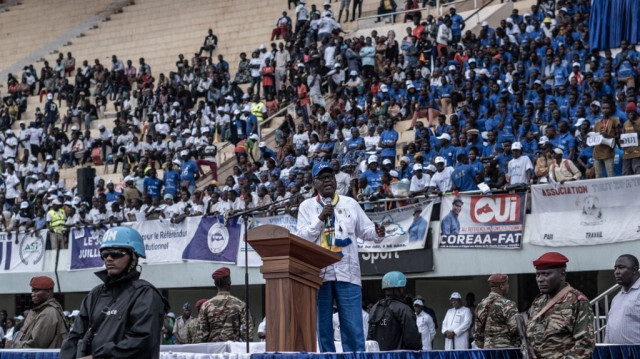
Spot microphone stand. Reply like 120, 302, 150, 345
221, 192, 306, 353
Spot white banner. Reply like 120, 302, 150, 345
620, 133, 638, 148
529, 175, 640, 246
357, 202, 434, 252
237, 202, 433, 266
0, 230, 46, 273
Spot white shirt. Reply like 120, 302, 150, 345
507, 155, 532, 184
4, 172, 20, 199
364, 135, 379, 151
335, 171, 351, 196
442, 306, 472, 350
296, 195, 382, 286
293, 132, 309, 147
295, 4, 308, 20
429, 167, 454, 192
605, 277, 640, 344
416, 311, 436, 350
250, 58, 262, 78
410, 174, 431, 192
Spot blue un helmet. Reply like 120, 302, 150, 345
381, 271, 407, 289
100, 226, 146, 258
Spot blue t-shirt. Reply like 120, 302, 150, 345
105, 190, 121, 202
380, 129, 399, 157
450, 14, 464, 35
163, 170, 181, 196
347, 136, 364, 151
439, 144, 456, 167
180, 160, 199, 186
452, 163, 478, 191
360, 169, 383, 189
143, 177, 163, 198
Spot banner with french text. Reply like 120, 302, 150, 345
439, 193, 526, 249
529, 175, 640, 246
69, 215, 240, 270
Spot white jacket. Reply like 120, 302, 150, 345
416, 311, 436, 350
442, 306, 472, 350
296, 195, 382, 286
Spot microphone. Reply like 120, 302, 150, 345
322, 197, 332, 206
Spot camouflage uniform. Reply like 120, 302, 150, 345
185, 318, 200, 344
198, 291, 255, 342
474, 291, 519, 348
526, 285, 595, 359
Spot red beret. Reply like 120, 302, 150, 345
533, 252, 569, 270
626, 102, 637, 113
195, 298, 208, 308
212, 267, 230, 279
29, 276, 55, 290
487, 273, 508, 283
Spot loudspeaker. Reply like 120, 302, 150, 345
77, 167, 96, 203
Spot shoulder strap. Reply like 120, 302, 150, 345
562, 160, 575, 175
530, 285, 572, 323
478, 295, 501, 335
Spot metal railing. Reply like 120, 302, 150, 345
590, 284, 621, 343
463, 0, 496, 23
354, 6, 432, 32
438, 0, 478, 16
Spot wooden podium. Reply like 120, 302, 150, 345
248, 225, 341, 352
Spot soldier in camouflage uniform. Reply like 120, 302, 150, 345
526, 252, 595, 359
186, 298, 208, 344
474, 273, 519, 348
199, 267, 255, 342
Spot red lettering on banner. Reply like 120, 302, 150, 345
470, 194, 521, 223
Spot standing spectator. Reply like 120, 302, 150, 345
593, 102, 620, 178
367, 271, 422, 350
413, 299, 436, 350
506, 142, 532, 185
295, 0, 309, 33
173, 303, 194, 345
9, 276, 68, 348
449, 6, 465, 45
436, 18, 452, 57
442, 292, 472, 350
47, 199, 66, 249
622, 102, 640, 175
474, 273, 519, 349
605, 254, 640, 344
44, 93, 59, 131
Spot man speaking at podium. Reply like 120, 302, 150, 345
297, 162, 385, 352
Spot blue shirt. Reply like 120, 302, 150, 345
143, 177, 163, 198
452, 163, 479, 191
557, 132, 575, 159
450, 13, 464, 35
347, 136, 364, 151
360, 169, 383, 189
441, 211, 460, 235
439, 144, 456, 167
105, 190, 121, 202
180, 160, 199, 186
163, 170, 181, 196
380, 129, 399, 157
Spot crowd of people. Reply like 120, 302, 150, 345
0, 0, 640, 355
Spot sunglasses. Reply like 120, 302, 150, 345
100, 249, 128, 260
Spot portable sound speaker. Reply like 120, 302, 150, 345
76, 167, 96, 203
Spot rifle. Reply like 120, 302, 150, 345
515, 314, 536, 359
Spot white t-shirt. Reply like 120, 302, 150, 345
4, 172, 20, 199
250, 58, 262, 78
410, 174, 431, 192
507, 155, 533, 184
429, 167, 454, 192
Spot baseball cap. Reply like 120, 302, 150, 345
367, 155, 378, 164
426, 164, 436, 172
382, 159, 392, 165
413, 163, 423, 171
258, 141, 266, 148
434, 156, 446, 164
438, 133, 451, 141
413, 299, 424, 306
312, 162, 334, 178
389, 170, 399, 178
511, 142, 523, 150
450, 292, 462, 300
553, 148, 564, 155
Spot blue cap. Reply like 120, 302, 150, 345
312, 162, 334, 178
